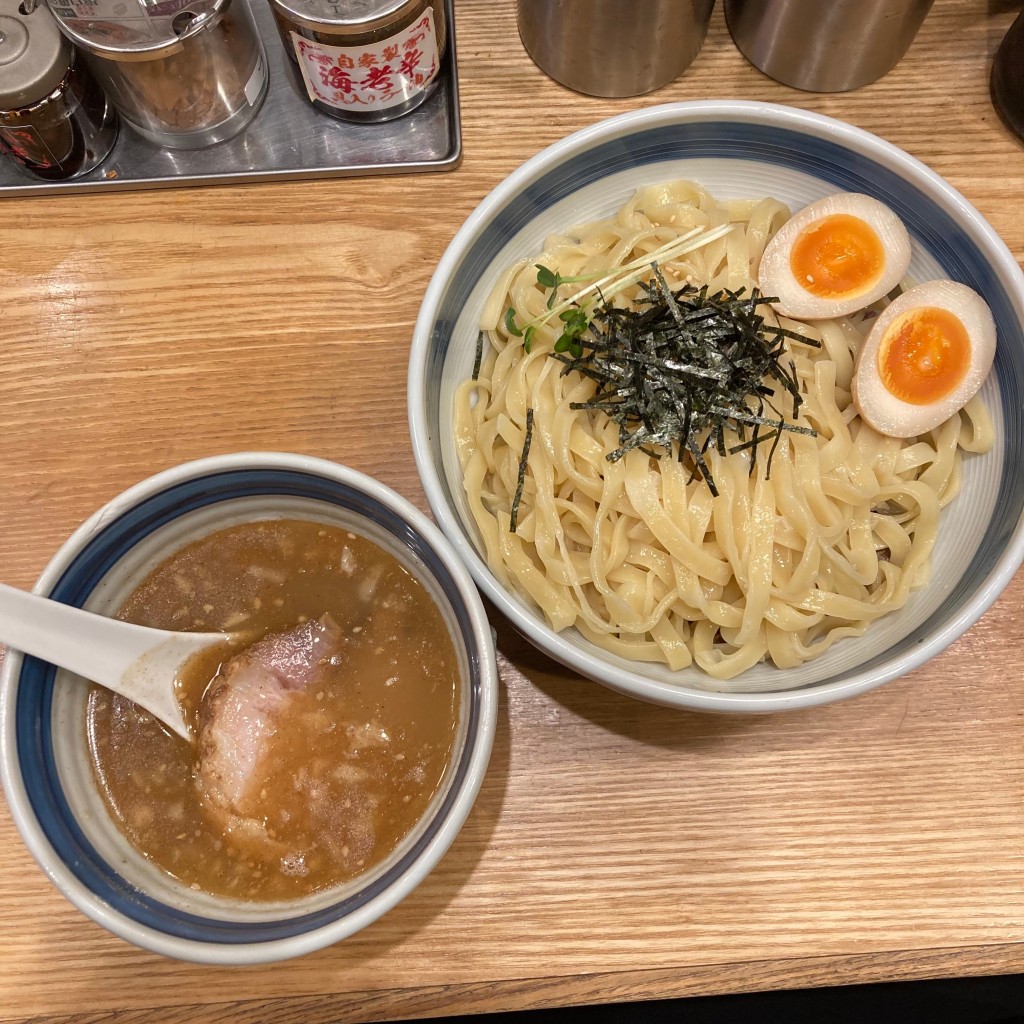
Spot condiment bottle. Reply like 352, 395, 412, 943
45, 0, 268, 150
268, 0, 446, 123
0, 0, 117, 180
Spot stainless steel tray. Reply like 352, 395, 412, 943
0, 0, 461, 197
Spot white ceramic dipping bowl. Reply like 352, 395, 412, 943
408, 100, 1024, 713
0, 453, 498, 963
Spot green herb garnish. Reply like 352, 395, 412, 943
558, 274, 819, 496
535, 263, 593, 310
554, 307, 588, 357
536, 264, 558, 289
501, 223, 736, 353
510, 408, 534, 533
504, 307, 523, 337
504, 309, 537, 353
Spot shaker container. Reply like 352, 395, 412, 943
46, 0, 268, 149
724, 0, 935, 93
0, 0, 117, 179
268, 0, 446, 123
517, 0, 715, 98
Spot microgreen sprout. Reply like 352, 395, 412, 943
535, 263, 593, 310
554, 307, 588, 358
500, 222, 736, 356
504, 306, 523, 337
504, 307, 538, 353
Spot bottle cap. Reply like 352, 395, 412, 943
0, 0, 70, 109
45, 0, 228, 61
270, 0, 415, 36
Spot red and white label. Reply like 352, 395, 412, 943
291, 8, 439, 113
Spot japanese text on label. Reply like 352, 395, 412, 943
291, 8, 439, 112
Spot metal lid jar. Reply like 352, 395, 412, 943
0, 0, 117, 178
268, 0, 446, 123
45, 0, 269, 149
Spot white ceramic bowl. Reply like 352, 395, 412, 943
0, 453, 498, 963
408, 100, 1024, 713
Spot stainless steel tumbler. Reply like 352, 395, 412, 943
725, 0, 934, 93
991, 11, 1024, 144
517, 0, 715, 98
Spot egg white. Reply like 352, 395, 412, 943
851, 279, 996, 439
758, 193, 912, 320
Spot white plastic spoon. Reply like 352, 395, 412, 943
0, 582, 235, 741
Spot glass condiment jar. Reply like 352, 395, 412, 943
268, 0, 446, 123
0, 0, 117, 180
45, 0, 268, 150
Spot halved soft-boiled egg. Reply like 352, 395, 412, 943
851, 280, 996, 438
758, 193, 912, 319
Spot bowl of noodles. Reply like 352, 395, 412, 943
408, 101, 1024, 712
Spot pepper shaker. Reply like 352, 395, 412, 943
0, 0, 117, 180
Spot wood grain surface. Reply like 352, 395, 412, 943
3, 1, 1024, 1020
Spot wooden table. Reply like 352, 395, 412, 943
3, 1, 1024, 1020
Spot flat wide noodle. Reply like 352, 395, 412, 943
455, 182, 994, 684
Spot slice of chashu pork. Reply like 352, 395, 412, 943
196, 616, 346, 844
195, 611, 395, 879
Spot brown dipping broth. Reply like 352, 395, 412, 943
87, 518, 460, 901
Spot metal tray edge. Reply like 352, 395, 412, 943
0, 0, 462, 199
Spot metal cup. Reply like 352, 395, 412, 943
724, 0, 934, 93
517, 0, 715, 98
991, 11, 1024, 144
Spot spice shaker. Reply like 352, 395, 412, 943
45, 0, 268, 150
268, 0, 446, 123
0, 0, 117, 179
724, 0, 935, 93
517, 0, 715, 98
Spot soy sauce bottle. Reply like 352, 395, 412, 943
992, 10, 1024, 144
0, 0, 118, 181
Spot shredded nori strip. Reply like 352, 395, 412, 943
557, 276, 820, 495
472, 330, 484, 381
510, 408, 534, 533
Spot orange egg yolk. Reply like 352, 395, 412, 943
877, 307, 971, 405
789, 214, 886, 298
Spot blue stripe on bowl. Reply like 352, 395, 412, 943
15, 469, 483, 944
424, 117, 1024, 691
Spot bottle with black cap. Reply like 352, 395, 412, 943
0, 0, 117, 180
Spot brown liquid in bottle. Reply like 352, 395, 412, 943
0, 53, 118, 181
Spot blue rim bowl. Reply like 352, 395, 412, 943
0, 452, 498, 963
408, 100, 1024, 712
